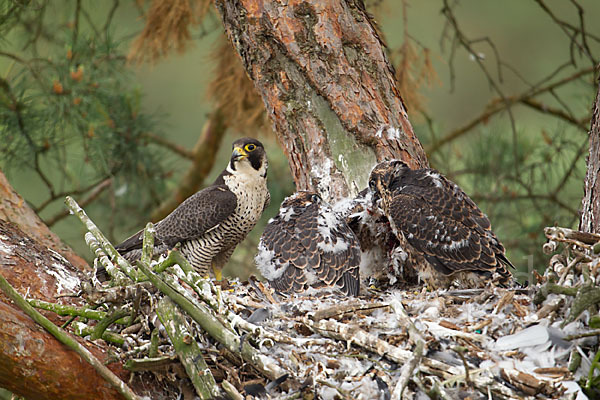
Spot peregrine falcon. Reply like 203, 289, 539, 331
368, 160, 512, 288
113, 137, 270, 280
255, 191, 361, 296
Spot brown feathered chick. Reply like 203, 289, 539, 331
256, 191, 361, 296
368, 160, 513, 288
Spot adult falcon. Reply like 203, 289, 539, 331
256, 191, 361, 296
113, 137, 270, 280
368, 160, 513, 288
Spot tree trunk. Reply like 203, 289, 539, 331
0, 220, 129, 400
0, 175, 174, 399
215, 0, 427, 202
580, 78, 600, 233
0, 169, 129, 398
0, 171, 88, 270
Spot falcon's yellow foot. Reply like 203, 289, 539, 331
212, 264, 223, 281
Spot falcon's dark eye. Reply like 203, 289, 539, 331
310, 194, 320, 203
245, 143, 256, 152
369, 179, 376, 191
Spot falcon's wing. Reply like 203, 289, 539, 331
387, 188, 505, 276
259, 211, 316, 294
116, 185, 237, 253
260, 203, 360, 295
312, 217, 361, 296
399, 169, 494, 233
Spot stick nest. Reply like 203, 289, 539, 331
44, 199, 600, 399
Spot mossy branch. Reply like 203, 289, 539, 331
91, 309, 130, 341
141, 222, 155, 267
157, 297, 220, 399
28, 298, 129, 323
72, 321, 125, 346
136, 259, 286, 381
66, 196, 144, 282
154, 247, 193, 274
533, 282, 579, 305
85, 232, 129, 285
0, 273, 140, 400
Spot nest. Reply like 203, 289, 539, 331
31, 198, 600, 399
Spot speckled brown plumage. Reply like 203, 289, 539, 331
256, 192, 360, 296
369, 160, 513, 287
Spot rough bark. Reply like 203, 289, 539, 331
0, 220, 128, 400
0, 170, 88, 270
215, 0, 428, 202
580, 78, 600, 233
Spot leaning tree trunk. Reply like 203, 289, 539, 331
580, 78, 600, 233
0, 172, 129, 399
215, 0, 428, 202
0, 172, 171, 399
0, 171, 88, 270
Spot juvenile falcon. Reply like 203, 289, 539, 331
113, 137, 270, 280
368, 160, 512, 288
255, 191, 361, 296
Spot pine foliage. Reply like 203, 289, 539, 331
0, 1, 170, 234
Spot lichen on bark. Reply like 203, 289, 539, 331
215, 0, 427, 201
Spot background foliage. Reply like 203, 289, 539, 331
1, 0, 599, 281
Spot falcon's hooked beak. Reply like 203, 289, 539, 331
231, 147, 248, 163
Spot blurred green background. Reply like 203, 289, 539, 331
1, 0, 598, 281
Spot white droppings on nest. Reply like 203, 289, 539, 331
0, 240, 13, 254
45, 263, 80, 294
68, 224, 595, 399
